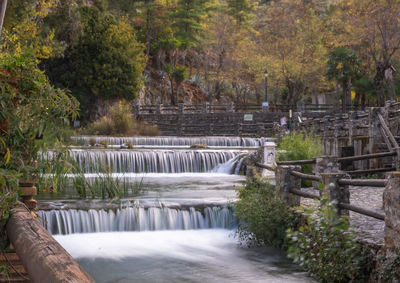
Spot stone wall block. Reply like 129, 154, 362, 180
384, 172, 400, 251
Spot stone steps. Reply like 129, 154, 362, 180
0, 252, 30, 282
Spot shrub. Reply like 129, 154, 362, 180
86, 100, 160, 136
235, 177, 298, 249
89, 116, 114, 135
277, 130, 322, 186
109, 101, 134, 134
287, 198, 373, 282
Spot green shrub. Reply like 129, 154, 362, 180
287, 198, 372, 282
235, 177, 298, 249
278, 130, 322, 186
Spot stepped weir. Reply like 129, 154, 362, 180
9, 136, 311, 282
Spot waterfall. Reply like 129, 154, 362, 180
212, 154, 246, 174
67, 149, 245, 173
71, 136, 265, 147
37, 206, 237, 235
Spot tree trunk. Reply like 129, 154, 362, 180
385, 67, 396, 101
168, 75, 175, 105
354, 91, 360, 109
342, 79, 351, 113
361, 92, 366, 109
286, 79, 295, 108
0, 0, 8, 36
374, 63, 387, 106
203, 53, 209, 83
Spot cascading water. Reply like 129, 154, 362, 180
37, 205, 236, 235
66, 149, 246, 173
71, 136, 266, 147
40, 136, 309, 282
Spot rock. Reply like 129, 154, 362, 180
190, 144, 208, 149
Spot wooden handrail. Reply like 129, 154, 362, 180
290, 170, 321, 181
277, 159, 316, 165
338, 151, 396, 162
7, 203, 94, 283
338, 203, 385, 221
289, 188, 320, 200
254, 162, 276, 171
345, 167, 396, 175
377, 112, 399, 148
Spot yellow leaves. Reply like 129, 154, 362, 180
34, 0, 57, 19
255, 0, 329, 91
3, 149, 10, 165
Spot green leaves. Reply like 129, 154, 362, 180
235, 178, 298, 249
287, 199, 369, 282
327, 47, 362, 83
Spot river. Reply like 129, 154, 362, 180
37, 136, 311, 282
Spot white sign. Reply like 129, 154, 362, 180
244, 114, 253, 121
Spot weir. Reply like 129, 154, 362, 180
9, 136, 312, 282
71, 136, 266, 147
37, 205, 236, 235
55, 149, 247, 174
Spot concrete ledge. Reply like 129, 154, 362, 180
6, 203, 94, 283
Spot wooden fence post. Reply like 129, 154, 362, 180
320, 172, 350, 216
383, 172, 400, 251
313, 156, 339, 192
276, 165, 301, 206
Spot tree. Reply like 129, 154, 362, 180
327, 47, 362, 112
165, 64, 187, 104
45, 6, 146, 118
226, 0, 253, 28
256, 0, 329, 106
345, 0, 400, 105
171, 0, 211, 50
1, 0, 63, 59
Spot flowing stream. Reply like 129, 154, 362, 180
38, 136, 311, 282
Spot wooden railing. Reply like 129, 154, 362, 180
132, 102, 364, 115
255, 150, 397, 221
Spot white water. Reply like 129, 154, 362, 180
42, 135, 310, 282
37, 206, 236, 235
72, 136, 266, 147
55, 230, 311, 283
65, 149, 245, 173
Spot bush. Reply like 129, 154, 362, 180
235, 177, 298, 249
278, 130, 322, 186
86, 100, 160, 136
287, 198, 372, 282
